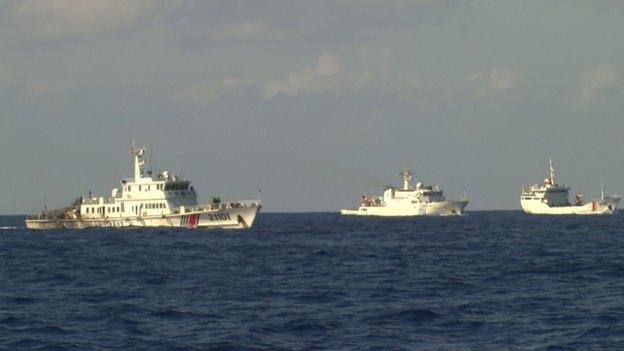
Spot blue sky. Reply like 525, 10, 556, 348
1, 0, 624, 213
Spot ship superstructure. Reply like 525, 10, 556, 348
520, 159, 619, 215
340, 166, 468, 216
26, 145, 261, 229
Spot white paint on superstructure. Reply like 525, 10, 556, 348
520, 159, 619, 215
26, 145, 261, 229
340, 165, 468, 216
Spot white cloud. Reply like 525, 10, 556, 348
7, 0, 156, 41
467, 68, 519, 97
263, 53, 343, 99
578, 64, 620, 104
171, 53, 345, 106
316, 53, 343, 76
171, 84, 222, 108
466, 72, 484, 83
165, 1, 446, 47
172, 76, 256, 108
215, 19, 296, 41
488, 68, 519, 92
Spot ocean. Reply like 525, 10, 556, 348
1, 212, 624, 350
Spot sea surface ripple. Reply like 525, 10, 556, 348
2, 212, 624, 350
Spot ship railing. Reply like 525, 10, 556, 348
81, 197, 118, 205
362, 203, 385, 207
361, 200, 385, 207
181, 200, 261, 213
81, 198, 99, 205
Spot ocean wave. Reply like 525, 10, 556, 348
3, 212, 624, 349
378, 308, 442, 324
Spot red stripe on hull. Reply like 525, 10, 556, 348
188, 214, 198, 228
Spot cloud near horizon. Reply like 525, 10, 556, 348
6, 0, 157, 41
215, 19, 297, 41
263, 53, 344, 99
171, 76, 257, 108
466, 68, 519, 97
577, 64, 621, 104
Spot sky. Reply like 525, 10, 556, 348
1, 0, 624, 214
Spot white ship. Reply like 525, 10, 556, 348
26, 145, 261, 229
340, 166, 468, 216
520, 159, 619, 215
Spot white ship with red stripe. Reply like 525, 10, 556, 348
25, 145, 261, 229
520, 159, 619, 215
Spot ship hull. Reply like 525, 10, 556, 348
340, 200, 468, 217
25, 205, 260, 230
521, 197, 619, 215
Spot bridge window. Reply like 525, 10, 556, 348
164, 183, 190, 191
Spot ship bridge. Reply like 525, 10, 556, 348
78, 145, 199, 219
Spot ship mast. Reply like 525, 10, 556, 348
399, 164, 413, 190
548, 159, 555, 186
130, 142, 146, 181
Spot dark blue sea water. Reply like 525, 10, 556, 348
2, 212, 624, 350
